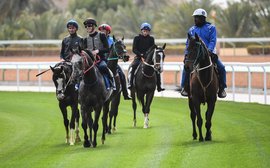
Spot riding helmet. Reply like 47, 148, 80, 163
140, 22, 151, 31
83, 18, 97, 26
66, 19, 79, 29
98, 24, 112, 34
192, 8, 207, 18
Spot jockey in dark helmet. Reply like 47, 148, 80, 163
180, 8, 227, 98
60, 19, 82, 61
98, 23, 131, 100
127, 22, 165, 92
82, 18, 115, 90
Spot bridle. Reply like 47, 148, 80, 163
54, 64, 73, 95
107, 40, 127, 61
142, 48, 164, 78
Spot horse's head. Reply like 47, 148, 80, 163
51, 62, 72, 101
109, 36, 129, 62
70, 49, 96, 83
144, 43, 166, 73
186, 33, 209, 70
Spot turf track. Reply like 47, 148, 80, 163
0, 91, 269, 168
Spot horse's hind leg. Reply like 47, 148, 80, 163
109, 94, 121, 133
205, 101, 216, 141
188, 99, 197, 140
60, 104, 69, 144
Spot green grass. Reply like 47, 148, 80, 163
0, 91, 269, 168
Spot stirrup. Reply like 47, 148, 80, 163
218, 89, 227, 98
180, 88, 188, 97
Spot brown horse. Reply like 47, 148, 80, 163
185, 33, 219, 141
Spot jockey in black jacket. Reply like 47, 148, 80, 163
127, 22, 165, 92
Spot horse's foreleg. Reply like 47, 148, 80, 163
75, 108, 81, 143
194, 103, 203, 141
205, 101, 216, 141
81, 109, 90, 148
60, 104, 69, 144
131, 90, 137, 127
69, 106, 77, 145
110, 94, 121, 133
189, 99, 197, 140
143, 92, 154, 128
93, 107, 102, 147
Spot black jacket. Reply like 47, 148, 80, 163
132, 34, 155, 58
60, 33, 82, 60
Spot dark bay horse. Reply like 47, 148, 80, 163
130, 44, 166, 128
105, 36, 129, 134
185, 33, 219, 141
71, 50, 113, 148
50, 61, 81, 145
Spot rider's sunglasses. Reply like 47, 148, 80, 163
85, 24, 94, 28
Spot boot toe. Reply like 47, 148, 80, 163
218, 90, 227, 98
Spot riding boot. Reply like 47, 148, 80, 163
107, 68, 116, 90
156, 72, 165, 92
180, 69, 189, 97
118, 69, 131, 100
218, 84, 227, 98
127, 67, 134, 90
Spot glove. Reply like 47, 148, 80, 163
210, 52, 218, 63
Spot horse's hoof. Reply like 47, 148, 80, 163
92, 142, 97, 148
112, 127, 116, 132
199, 137, 204, 142
75, 137, 81, 143
83, 141, 91, 148
205, 136, 212, 141
70, 142, 75, 146
193, 137, 197, 140
101, 139, 105, 145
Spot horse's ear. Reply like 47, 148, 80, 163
113, 35, 116, 42
195, 32, 199, 41
162, 43, 166, 50
50, 66, 54, 72
122, 36, 124, 41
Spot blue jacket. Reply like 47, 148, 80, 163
184, 22, 217, 55
107, 36, 114, 48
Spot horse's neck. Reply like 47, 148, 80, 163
198, 55, 212, 85
107, 52, 118, 75
83, 59, 98, 84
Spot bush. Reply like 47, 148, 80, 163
247, 45, 270, 55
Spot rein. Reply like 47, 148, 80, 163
81, 52, 100, 74
190, 41, 214, 103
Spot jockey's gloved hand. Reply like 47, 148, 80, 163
209, 52, 218, 63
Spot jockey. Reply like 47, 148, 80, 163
60, 19, 82, 61
98, 23, 131, 99
180, 8, 227, 98
82, 18, 115, 90
127, 22, 165, 92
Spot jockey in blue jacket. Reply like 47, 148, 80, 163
180, 8, 227, 98
98, 24, 131, 100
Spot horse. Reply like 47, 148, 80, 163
185, 32, 219, 141
104, 36, 129, 134
130, 43, 166, 128
70, 49, 113, 148
50, 61, 81, 145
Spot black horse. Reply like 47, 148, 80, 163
50, 61, 81, 145
130, 44, 166, 128
70, 50, 113, 148
185, 33, 219, 141
104, 36, 129, 134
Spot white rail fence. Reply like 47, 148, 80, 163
0, 62, 270, 104
1, 37, 270, 56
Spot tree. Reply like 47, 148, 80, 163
216, 0, 258, 37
